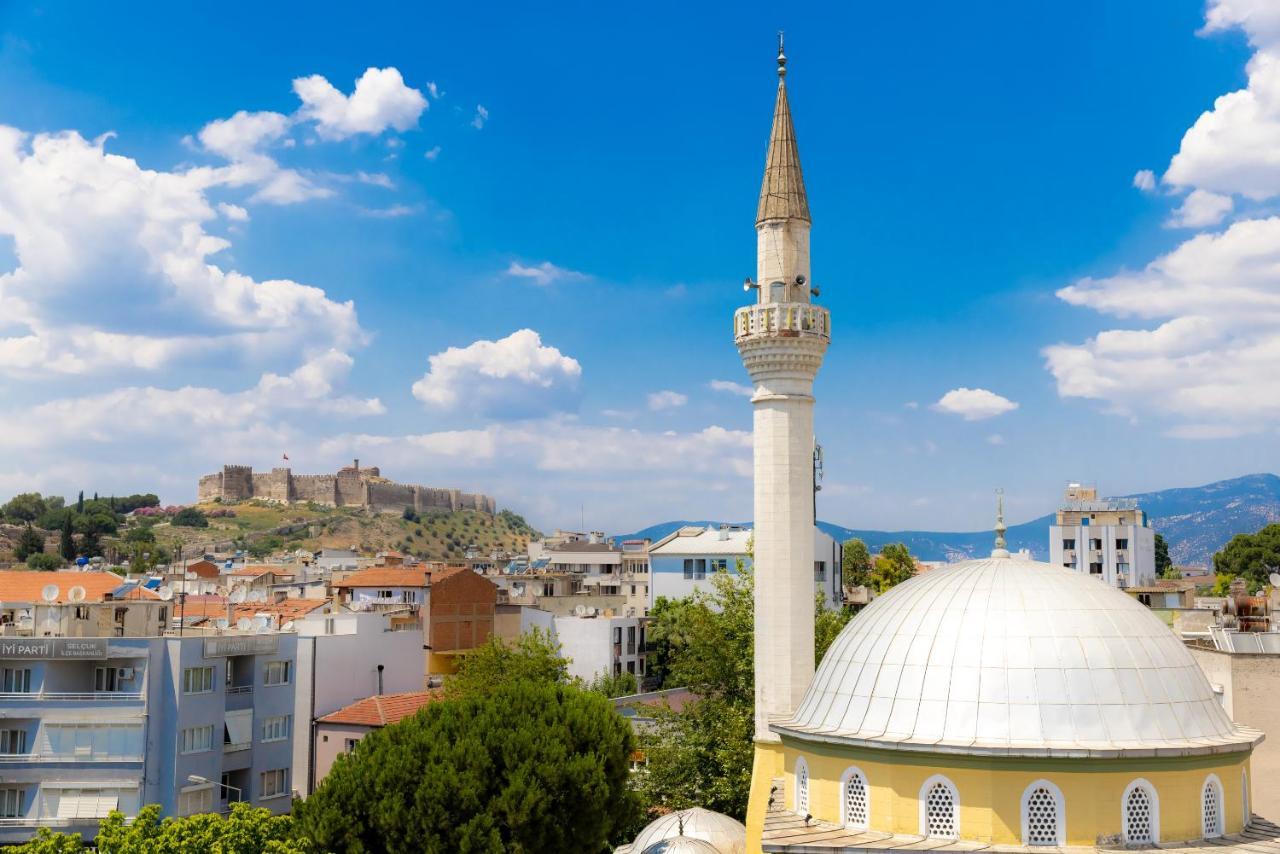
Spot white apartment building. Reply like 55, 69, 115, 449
1048, 483, 1156, 589
553, 614, 646, 683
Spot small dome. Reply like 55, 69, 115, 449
642, 839, 724, 854
778, 555, 1261, 757
627, 808, 747, 854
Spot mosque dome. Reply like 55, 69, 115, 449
623, 808, 747, 854
776, 554, 1260, 757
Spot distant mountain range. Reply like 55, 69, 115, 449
615, 473, 1280, 567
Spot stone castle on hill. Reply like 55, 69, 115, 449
197, 460, 497, 515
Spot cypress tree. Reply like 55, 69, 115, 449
76, 491, 84, 514
60, 516, 76, 562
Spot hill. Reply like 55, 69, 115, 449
616, 473, 1280, 567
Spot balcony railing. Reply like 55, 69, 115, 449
0, 692, 143, 702
0, 752, 143, 763
734, 302, 831, 343
224, 741, 250, 753
225, 685, 253, 696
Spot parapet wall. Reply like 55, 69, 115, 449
196, 463, 495, 515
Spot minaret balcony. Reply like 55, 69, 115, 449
734, 302, 830, 345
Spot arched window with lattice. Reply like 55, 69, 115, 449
841, 767, 869, 829
1122, 779, 1160, 845
1203, 775, 1224, 839
1021, 780, 1065, 846
919, 775, 959, 839
795, 756, 810, 816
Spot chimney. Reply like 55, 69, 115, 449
353, 459, 360, 473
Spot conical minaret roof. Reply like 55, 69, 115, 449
756, 37, 811, 226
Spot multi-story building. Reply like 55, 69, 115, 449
553, 613, 646, 684
648, 524, 841, 610
1048, 483, 1156, 588
620, 539, 651, 616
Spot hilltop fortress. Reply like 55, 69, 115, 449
197, 460, 497, 515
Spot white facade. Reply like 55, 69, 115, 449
736, 47, 831, 742
553, 615, 645, 684
1048, 488, 1156, 588
648, 525, 841, 611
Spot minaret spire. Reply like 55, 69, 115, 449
993, 489, 1010, 558
756, 34, 810, 226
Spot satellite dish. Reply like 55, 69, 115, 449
251, 616, 269, 633
281, 620, 295, 632
215, 586, 228, 597
573, 604, 586, 617
17, 616, 33, 630
185, 571, 197, 581
1270, 572, 1280, 588
235, 617, 252, 631
157, 586, 174, 601
215, 618, 229, 630
40, 585, 60, 603
229, 588, 247, 605
68, 586, 87, 603
351, 600, 366, 612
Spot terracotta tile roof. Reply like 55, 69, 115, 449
178, 596, 326, 622
333, 568, 429, 589
429, 566, 471, 584
318, 691, 444, 727
0, 570, 159, 603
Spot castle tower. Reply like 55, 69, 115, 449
739, 36, 831, 848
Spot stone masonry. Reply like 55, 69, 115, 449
197, 460, 497, 515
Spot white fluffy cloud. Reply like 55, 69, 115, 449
293, 67, 428, 141
471, 105, 489, 130
1047, 5, 1280, 437
932, 388, 1019, 420
1167, 189, 1233, 228
504, 260, 588, 286
709, 379, 753, 397
647, 390, 688, 410
411, 329, 582, 418
1133, 169, 1157, 192
0, 127, 363, 375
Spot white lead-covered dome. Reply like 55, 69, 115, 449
775, 555, 1262, 757
619, 808, 747, 854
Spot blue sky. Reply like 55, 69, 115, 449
0, 0, 1274, 533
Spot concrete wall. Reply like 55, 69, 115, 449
553, 615, 645, 683
1188, 645, 1279, 819
291, 475, 337, 505
313, 721, 370, 788
366, 481, 415, 512
428, 571, 495, 653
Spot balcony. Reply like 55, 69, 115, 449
0, 751, 143, 763
223, 740, 250, 753
0, 691, 143, 702
734, 302, 831, 344
225, 685, 253, 696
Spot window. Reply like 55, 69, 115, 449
613, 627, 622, 644
1062, 539, 1076, 550
710, 558, 728, 572
94, 667, 120, 692
263, 661, 291, 686
921, 776, 958, 839
1089, 563, 1103, 575
158, 606, 168, 626
113, 607, 127, 624
55, 789, 119, 819
795, 757, 809, 815
683, 559, 694, 580
0, 788, 20, 818
1203, 775, 1224, 838
841, 767, 868, 829
73, 606, 89, 620
627, 626, 636, 654
0, 729, 26, 754
1116, 538, 1129, 550
183, 666, 214, 695
180, 725, 214, 754
178, 785, 214, 817
261, 715, 291, 743
1089, 538, 1103, 550
0, 668, 31, 693
260, 768, 289, 799
376, 589, 393, 600
1123, 780, 1159, 845
344, 738, 360, 753
814, 561, 826, 581
693, 559, 706, 580
1022, 781, 1063, 846
626, 660, 636, 674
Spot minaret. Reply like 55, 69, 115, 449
736, 35, 831, 745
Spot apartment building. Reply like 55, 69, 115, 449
1048, 483, 1156, 588
554, 613, 647, 683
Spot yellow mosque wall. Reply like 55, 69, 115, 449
776, 739, 1251, 847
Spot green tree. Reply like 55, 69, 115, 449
2, 492, 47, 523
60, 516, 76, 562
870, 542, 916, 593
296, 680, 640, 853
15, 524, 45, 561
172, 507, 209, 528
76, 491, 84, 514
9, 827, 85, 854
1213, 523, 1280, 592
634, 694, 753, 818
815, 595, 854, 664
841, 538, 873, 588
1155, 533, 1175, 578
124, 525, 156, 545
80, 529, 102, 558
642, 596, 698, 688
587, 670, 638, 698
247, 534, 284, 558
447, 628, 569, 698
27, 553, 62, 571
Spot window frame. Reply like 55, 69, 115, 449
794, 756, 810, 816
1203, 774, 1224, 839
179, 724, 214, 755
839, 765, 870, 829
259, 768, 289, 800
261, 715, 291, 743
182, 666, 214, 695
1020, 779, 1065, 847
263, 660, 292, 686
919, 774, 960, 840
1121, 778, 1160, 845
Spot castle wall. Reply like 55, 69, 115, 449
197, 463, 494, 514
291, 474, 337, 506
367, 481, 415, 512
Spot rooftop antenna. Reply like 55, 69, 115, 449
992, 489, 1009, 559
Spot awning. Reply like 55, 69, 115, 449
224, 709, 253, 747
